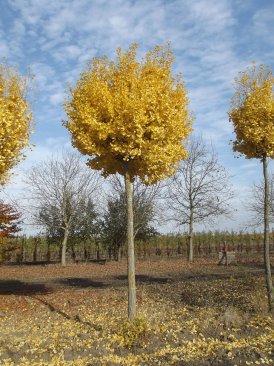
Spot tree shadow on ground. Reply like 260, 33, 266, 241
179, 275, 261, 312
5, 261, 55, 266
176, 269, 262, 282
29, 295, 98, 329
55, 278, 108, 289
55, 275, 172, 289
0, 280, 50, 295
238, 262, 266, 270
115, 274, 172, 284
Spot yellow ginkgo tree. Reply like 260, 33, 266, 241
229, 64, 274, 312
64, 44, 192, 320
0, 64, 33, 185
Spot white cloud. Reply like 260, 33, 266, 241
49, 92, 64, 106
0, 41, 9, 58
51, 44, 83, 62
11, 19, 26, 37
30, 62, 56, 88
252, 7, 274, 42
240, 162, 259, 170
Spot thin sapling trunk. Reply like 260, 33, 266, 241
262, 155, 274, 312
125, 170, 136, 321
61, 225, 69, 266
188, 203, 194, 262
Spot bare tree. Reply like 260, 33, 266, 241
247, 174, 274, 227
167, 137, 233, 261
26, 151, 100, 265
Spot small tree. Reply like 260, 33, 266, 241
102, 177, 159, 261
0, 64, 33, 185
228, 64, 274, 312
69, 197, 101, 261
107, 175, 161, 233
167, 137, 233, 261
0, 200, 22, 262
64, 44, 192, 320
38, 204, 63, 261
26, 151, 99, 265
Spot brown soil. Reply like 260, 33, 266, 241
0, 257, 273, 366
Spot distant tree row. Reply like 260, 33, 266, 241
19, 141, 273, 266
8, 230, 274, 265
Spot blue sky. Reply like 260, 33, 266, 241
0, 0, 273, 233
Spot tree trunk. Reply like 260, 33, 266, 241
188, 207, 194, 262
46, 241, 51, 262
61, 226, 69, 266
71, 242, 76, 263
108, 247, 112, 260
84, 242, 88, 261
125, 171, 136, 321
116, 246, 122, 262
262, 155, 273, 312
20, 236, 26, 263
33, 239, 38, 263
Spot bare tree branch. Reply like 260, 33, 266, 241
166, 136, 234, 261
246, 174, 274, 227
25, 150, 100, 265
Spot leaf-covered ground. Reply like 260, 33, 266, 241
0, 258, 273, 365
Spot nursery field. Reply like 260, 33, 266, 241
0, 258, 273, 366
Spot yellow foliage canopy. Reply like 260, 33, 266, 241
228, 64, 274, 159
0, 65, 32, 185
64, 44, 192, 184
